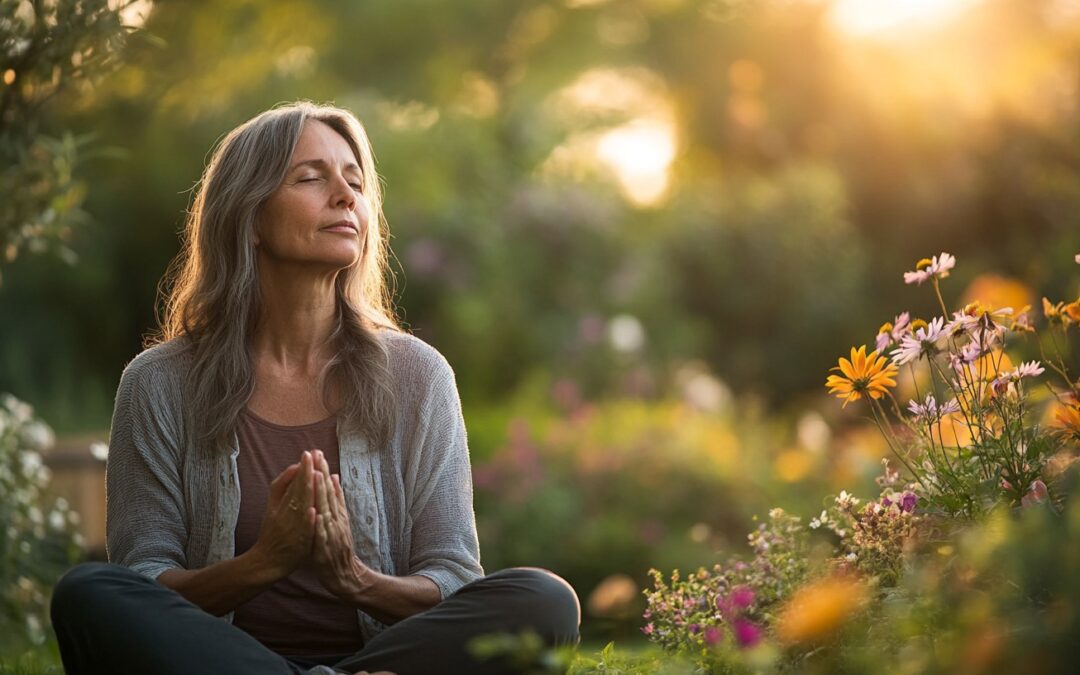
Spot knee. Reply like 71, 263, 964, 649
503, 567, 582, 645
51, 562, 141, 626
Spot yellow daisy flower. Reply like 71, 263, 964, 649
825, 345, 899, 408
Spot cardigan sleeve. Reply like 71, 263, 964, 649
105, 355, 189, 581
405, 358, 484, 599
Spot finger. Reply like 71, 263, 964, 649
269, 463, 300, 504
315, 471, 332, 517
298, 451, 315, 508
314, 450, 337, 517
333, 474, 348, 519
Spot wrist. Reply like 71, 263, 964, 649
243, 544, 290, 586
346, 556, 379, 606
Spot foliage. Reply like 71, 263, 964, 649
0, 0, 134, 280
0, 394, 80, 652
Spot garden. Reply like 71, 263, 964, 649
3, 0, 1080, 673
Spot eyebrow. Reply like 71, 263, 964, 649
288, 158, 362, 175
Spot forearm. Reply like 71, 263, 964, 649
156, 548, 283, 617
347, 560, 442, 625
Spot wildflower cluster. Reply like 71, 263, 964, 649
828, 252, 1080, 517
641, 508, 805, 664
0, 394, 81, 649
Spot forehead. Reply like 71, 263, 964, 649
291, 119, 359, 165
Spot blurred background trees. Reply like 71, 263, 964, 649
2, 0, 1079, 428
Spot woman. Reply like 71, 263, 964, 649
50, 101, 581, 675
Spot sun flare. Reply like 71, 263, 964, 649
830, 0, 983, 36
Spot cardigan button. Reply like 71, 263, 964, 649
365, 515, 374, 525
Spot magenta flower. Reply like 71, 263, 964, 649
642, 623, 655, 636
900, 491, 918, 513
703, 626, 723, 646
730, 586, 755, 609
734, 619, 763, 648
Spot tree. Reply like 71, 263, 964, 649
0, 0, 136, 285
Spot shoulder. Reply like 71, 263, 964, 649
378, 329, 456, 386
117, 337, 193, 402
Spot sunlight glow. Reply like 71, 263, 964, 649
830, 0, 982, 36
596, 118, 677, 207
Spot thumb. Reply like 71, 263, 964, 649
270, 463, 301, 504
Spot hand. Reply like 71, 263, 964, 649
311, 449, 373, 602
250, 450, 317, 580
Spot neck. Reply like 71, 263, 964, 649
251, 260, 339, 375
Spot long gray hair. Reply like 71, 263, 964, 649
153, 101, 400, 451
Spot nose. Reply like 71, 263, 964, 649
330, 173, 357, 211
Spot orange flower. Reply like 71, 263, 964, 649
1064, 298, 1080, 324
1043, 297, 1069, 325
1053, 398, 1080, 442
825, 346, 899, 408
776, 576, 869, 645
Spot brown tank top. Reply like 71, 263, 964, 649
232, 408, 363, 656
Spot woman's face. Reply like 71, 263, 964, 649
255, 119, 370, 270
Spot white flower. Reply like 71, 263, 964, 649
907, 394, 961, 420
90, 442, 109, 461
1008, 361, 1045, 381
904, 253, 956, 286
845, 552, 858, 562
891, 317, 946, 365
20, 421, 54, 451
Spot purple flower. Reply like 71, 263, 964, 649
891, 317, 946, 365
689, 623, 700, 634
900, 491, 918, 513
704, 626, 723, 646
904, 253, 955, 285
730, 586, 755, 609
734, 619, 763, 648
907, 394, 961, 421
1008, 361, 1045, 381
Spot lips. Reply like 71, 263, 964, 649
321, 220, 358, 234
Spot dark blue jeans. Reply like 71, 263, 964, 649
50, 562, 580, 675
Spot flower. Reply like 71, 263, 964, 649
1043, 297, 1069, 325
874, 312, 911, 352
703, 626, 723, 646
1007, 361, 1044, 381
734, 618, 763, 648
907, 394, 961, 420
1020, 480, 1049, 508
1065, 299, 1080, 324
730, 586, 755, 609
900, 491, 918, 513
776, 576, 869, 645
891, 317, 946, 365
825, 346, 899, 408
904, 252, 956, 285
1052, 399, 1080, 441
1075, 254, 1080, 264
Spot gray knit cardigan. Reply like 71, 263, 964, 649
105, 330, 484, 643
